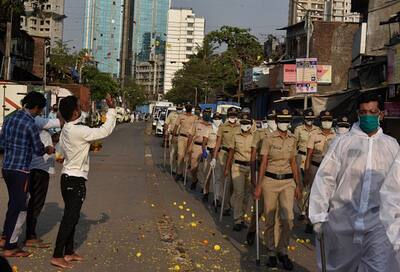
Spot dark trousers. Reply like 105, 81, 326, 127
2, 169, 30, 250
26, 169, 50, 240
53, 174, 86, 258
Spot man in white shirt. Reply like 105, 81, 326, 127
50, 95, 116, 269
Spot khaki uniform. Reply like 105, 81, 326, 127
306, 129, 336, 183
260, 131, 297, 257
167, 112, 180, 172
190, 120, 211, 174
294, 124, 319, 170
175, 114, 198, 175
200, 123, 219, 191
215, 122, 241, 203
228, 132, 253, 224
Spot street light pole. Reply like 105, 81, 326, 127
303, 10, 313, 110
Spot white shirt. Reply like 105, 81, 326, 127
60, 109, 116, 179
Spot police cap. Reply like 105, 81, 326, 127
276, 108, 292, 122
320, 110, 333, 121
240, 113, 252, 125
227, 107, 239, 117
304, 108, 315, 119
337, 116, 350, 128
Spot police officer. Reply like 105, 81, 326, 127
210, 107, 241, 215
194, 106, 202, 117
294, 109, 319, 219
224, 112, 254, 231
304, 111, 337, 231
202, 112, 223, 202
247, 111, 277, 244
172, 103, 197, 181
188, 108, 212, 191
335, 115, 351, 135
165, 105, 183, 172
254, 108, 301, 270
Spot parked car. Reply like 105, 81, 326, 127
155, 111, 166, 136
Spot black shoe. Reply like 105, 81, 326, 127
222, 209, 231, 216
202, 193, 209, 202
266, 256, 278, 268
190, 182, 197, 191
175, 174, 182, 182
305, 223, 313, 234
233, 223, 242, 232
246, 231, 256, 246
297, 214, 306, 221
278, 254, 294, 270
216, 199, 221, 207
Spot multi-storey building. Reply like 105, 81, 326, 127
288, 0, 359, 25
20, 0, 65, 46
129, 0, 170, 95
163, 8, 205, 93
82, 0, 123, 77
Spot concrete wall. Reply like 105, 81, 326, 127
366, 0, 400, 55
32, 36, 45, 79
311, 22, 359, 93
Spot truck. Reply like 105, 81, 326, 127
0, 82, 28, 130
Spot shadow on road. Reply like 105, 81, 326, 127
38, 202, 109, 249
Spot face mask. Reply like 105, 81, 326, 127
213, 119, 222, 126
261, 121, 268, 129
277, 122, 289, 132
321, 121, 333, 130
337, 126, 349, 134
267, 120, 277, 131
359, 115, 380, 134
228, 117, 237, 124
195, 111, 201, 117
241, 124, 252, 132
305, 120, 313, 126
176, 109, 183, 113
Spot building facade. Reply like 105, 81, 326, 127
130, 0, 170, 95
83, 0, 123, 77
20, 0, 65, 46
288, 0, 359, 25
163, 8, 205, 93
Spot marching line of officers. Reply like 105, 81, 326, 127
163, 103, 351, 271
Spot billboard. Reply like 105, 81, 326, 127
283, 64, 332, 84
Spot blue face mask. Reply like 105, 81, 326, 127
359, 115, 380, 134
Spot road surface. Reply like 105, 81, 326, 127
0, 123, 317, 271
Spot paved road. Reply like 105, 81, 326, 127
0, 123, 317, 271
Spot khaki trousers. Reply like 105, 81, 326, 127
190, 145, 202, 182
261, 177, 295, 256
169, 135, 178, 172
231, 164, 252, 224
177, 136, 189, 175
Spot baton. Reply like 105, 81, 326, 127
163, 137, 167, 171
184, 158, 188, 186
255, 170, 260, 266
319, 232, 327, 272
212, 167, 218, 213
203, 165, 213, 195
219, 176, 228, 222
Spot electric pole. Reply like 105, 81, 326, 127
3, 7, 13, 80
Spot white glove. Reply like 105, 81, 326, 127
210, 158, 216, 169
313, 222, 324, 238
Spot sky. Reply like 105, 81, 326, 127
63, 0, 288, 51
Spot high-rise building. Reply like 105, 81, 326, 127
20, 0, 65, 46
288, 0, 359, 25
130, 0, 170, 95
163, 9, 205, 93
83, 0, 123, 77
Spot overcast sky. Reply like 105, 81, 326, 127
63, 0, 288, 51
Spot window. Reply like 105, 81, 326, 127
46, 4, 51, 10
187, 23, 194, 27
186, 54, 192, 59
40, 20, 44, 25
46, 20, 50, 25
186, 46, 192, 51
187, 31, 193, 35
187, 38, 193, 43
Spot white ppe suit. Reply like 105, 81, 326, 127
380, 152, 400, 262
309, 123, 400, 272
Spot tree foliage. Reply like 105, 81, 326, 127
120, 78, 147, 110
166, 26, 263, 104
81, 66, 119, 101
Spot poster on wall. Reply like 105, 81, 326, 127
296, 58, 318, 93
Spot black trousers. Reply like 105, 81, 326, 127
53, 174, 86, 258
2, 169, 29, 250
26, 169, 50, 240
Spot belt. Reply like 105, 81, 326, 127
298, 150, 306, 156
207, 147, 214, 152
264, 172, 293, 180
194, 142, 203, 146
311, 161, 321, 167
221, 146, 229, 152
179, 133, 188, 138
234, 160, 250, 167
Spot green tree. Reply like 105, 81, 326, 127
47, 40, 79, 83
119, 77, 147, 110
81, 66, 119, 101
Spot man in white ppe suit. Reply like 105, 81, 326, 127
309, 92, 400, 272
